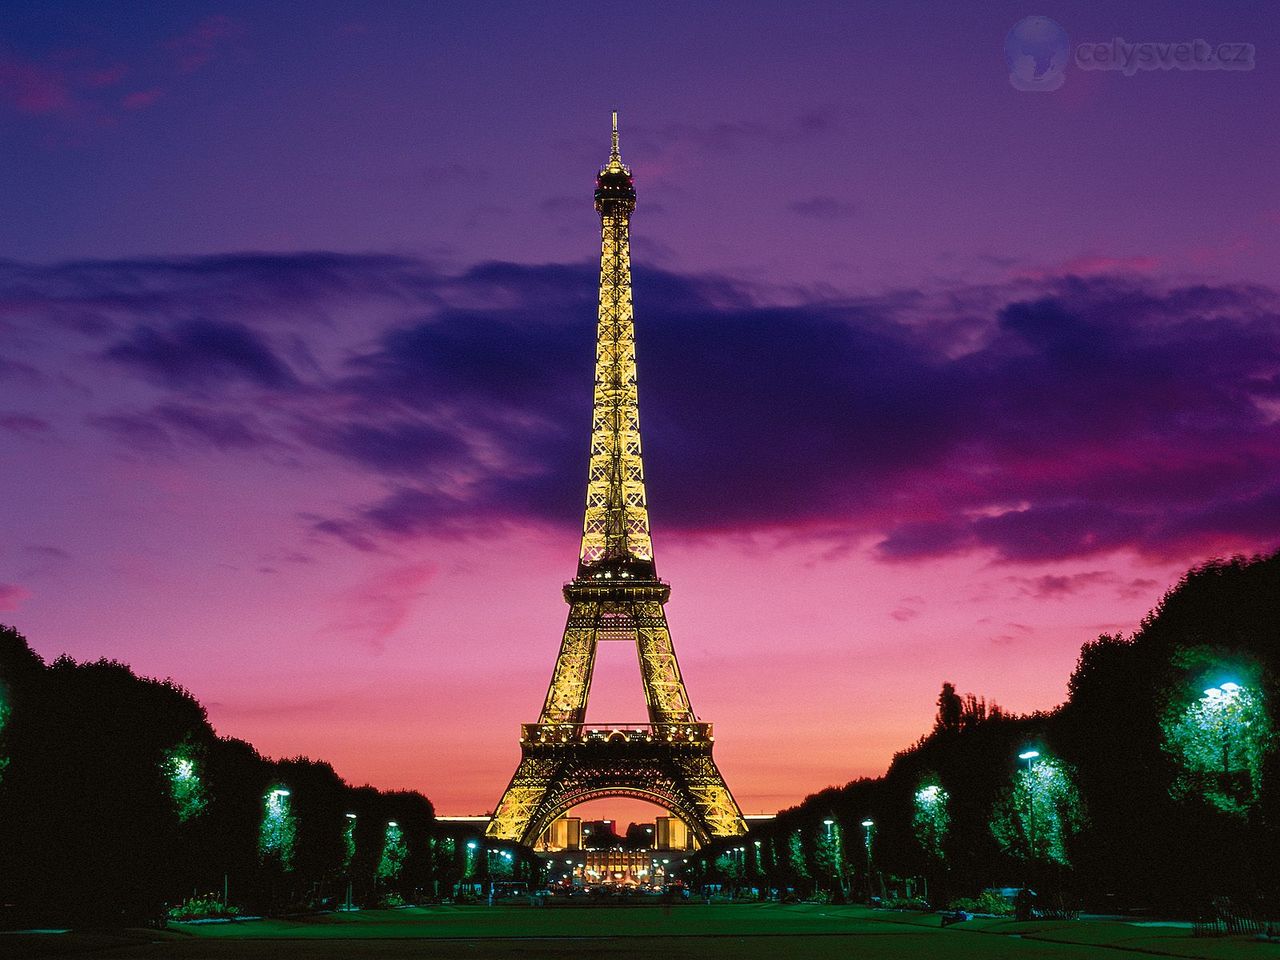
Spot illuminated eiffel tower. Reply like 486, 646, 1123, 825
486, 114, 748, 847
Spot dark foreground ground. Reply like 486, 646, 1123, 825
2, 903, 1272, 960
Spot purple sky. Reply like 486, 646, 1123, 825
2, 2, 1278, 816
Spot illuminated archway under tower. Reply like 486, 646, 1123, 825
485, 114, 748, 847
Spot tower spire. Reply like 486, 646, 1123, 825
611, 109, 620, 161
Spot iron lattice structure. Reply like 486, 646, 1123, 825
487, 115, 748, 847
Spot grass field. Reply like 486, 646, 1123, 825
4, 903, 1274, 959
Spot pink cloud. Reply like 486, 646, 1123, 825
87, 64, 128, 88
167, 16, 244, 74
0, 583, 31, 612
121, 88, 164, 111
1061, 253, 1162, 275
0, 17, 242, 130
0, 55, 74, 115
318, 562, 437, 652
1012, 253, 1162, 282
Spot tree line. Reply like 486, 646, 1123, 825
691, 552, 1280, 915
0, 633, 536, 926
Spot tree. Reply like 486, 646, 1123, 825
935, 682, 962, 733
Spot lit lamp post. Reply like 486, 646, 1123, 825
1018, 750, 1040, 865
342, 813, 357, 910
860, 819, 874, 900
1203, 683, 1242, 782
822, 819, 838, 898
464, 840, 478, 893
484, 847, 500, 905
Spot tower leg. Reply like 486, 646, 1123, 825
487, 755, 557, 842
673, 753, 749, 837
634, 600, 695, 723
538, 602, 601, 725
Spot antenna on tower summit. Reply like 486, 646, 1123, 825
610, 110, 620, 160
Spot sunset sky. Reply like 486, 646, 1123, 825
2, 2, 1279, 819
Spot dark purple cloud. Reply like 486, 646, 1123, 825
87, 412, 176, 453
155, 403, 272, 449
1006, 571, 1160, 601
88, 402, 273, 453
105, 318, 298, 389
5, 253, 1280, 565
301, 420, 469, 475
0, 413, 51, 436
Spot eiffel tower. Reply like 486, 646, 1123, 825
486, 114, 748, 847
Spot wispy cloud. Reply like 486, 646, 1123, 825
788, 196, 856, 220
165, 15, 244, 74
0, 582, 31, 611
104, 318, 299, 390
0, 15, 243, 130
1005, 571, 1162, 601
316, 562, 437, 652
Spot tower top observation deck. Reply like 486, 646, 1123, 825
595, 110, 636, 212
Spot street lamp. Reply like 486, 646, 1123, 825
1202, 683, 1243, 778
859, 819, 875, 899
819, 819, 839, 898
1018, 750, 1040, 863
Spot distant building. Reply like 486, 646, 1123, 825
536, 815, 582, 851
654, 815, 694, 851
584, 848, 661, 886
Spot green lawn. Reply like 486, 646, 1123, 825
4, 903, 1274, 959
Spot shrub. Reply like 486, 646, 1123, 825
947, 891, 1014, 916
168, 895, 240, 921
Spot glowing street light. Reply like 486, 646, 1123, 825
860, 820, 875, 898
259, 787, 296, 869
1018, 748, 1041, 871
1202, 682, 1244, 780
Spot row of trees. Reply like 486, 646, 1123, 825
692, 553, 1280, 914
0, 631, 537, 925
